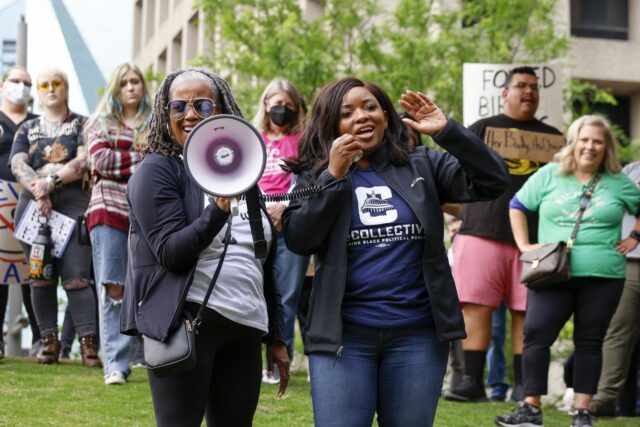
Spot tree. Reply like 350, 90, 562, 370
196, 0, 380, 116
195, 0, 628, 151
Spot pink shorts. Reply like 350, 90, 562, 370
451, 234, 527, 311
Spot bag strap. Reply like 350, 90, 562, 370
192, 218, 232, 328
567, 172, 601, 251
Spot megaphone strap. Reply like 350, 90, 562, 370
246, 186, 268, 259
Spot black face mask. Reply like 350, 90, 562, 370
268, 105, 297, 127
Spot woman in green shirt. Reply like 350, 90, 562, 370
496, 115, 640, 427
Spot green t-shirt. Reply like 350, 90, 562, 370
516, 163, 640, 278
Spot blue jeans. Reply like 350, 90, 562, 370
273, 233, 308, 359
91, 225, 132, 378
309, 322, 448, 427
487, 303, 508, 399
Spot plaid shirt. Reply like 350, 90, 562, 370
86, 116, 144, 232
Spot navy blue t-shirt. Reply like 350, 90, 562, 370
343, 168, 433, 328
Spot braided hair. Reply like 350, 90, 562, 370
145, 68, 243, 158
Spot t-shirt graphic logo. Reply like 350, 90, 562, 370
356, 186, 397, 225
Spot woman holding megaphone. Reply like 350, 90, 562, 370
252, 78, 309, 383
123, 68, 288, 427
282, 77, 510, 426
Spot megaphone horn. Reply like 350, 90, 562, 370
183, 115, 267, 197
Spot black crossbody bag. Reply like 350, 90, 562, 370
519, 173, 601, 290
143, 221, 232, 377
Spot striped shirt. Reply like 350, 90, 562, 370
86, 116, 144, 232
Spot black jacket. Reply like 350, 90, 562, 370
121, 152, 285, 344
282, 119, 509, 354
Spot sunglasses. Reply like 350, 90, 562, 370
166, 98, 216, 119
37, 80, 65, 92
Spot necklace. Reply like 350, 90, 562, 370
43, 116, 63, 136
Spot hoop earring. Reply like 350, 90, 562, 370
166, 123, 173, 140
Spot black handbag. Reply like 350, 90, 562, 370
142, 220, 232, 377
519, 173, 601, 290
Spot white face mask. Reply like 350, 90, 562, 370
3, 81, 31, 106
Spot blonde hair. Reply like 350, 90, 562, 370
252, 78, 306, 135
85, 63, 152, 147
37, 67, 69, 108
89, 63, 152, 128
553, 115, 622, 175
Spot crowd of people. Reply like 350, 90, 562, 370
0, 63, 639, 427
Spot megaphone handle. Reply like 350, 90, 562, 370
230, 198, 239, 216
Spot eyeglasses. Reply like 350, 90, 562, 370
511, 82, 539, 91
166, 98, 216, 119
37, 80, 65, 92
7, 78, 32, 87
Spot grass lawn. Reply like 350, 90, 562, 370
0, 357, 637, 426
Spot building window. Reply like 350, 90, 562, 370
172, 31, 182, 72
2, 39, 16, 54
146, 0, 156, 42
571, 0, 628, 40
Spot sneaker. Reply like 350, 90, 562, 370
589, 396, 615, 417
444, 375, 488, 402
261, 369, 280, 384
495, 402, 543, 427
571, 409, 593, 427
104, 371, 126, 385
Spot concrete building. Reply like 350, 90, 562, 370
132, 0, 640, 139
560, 0, 639, 139
0, 0, 25, 77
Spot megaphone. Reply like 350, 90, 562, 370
183, 114, 266, 197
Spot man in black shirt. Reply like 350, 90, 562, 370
445, 67, 563, 403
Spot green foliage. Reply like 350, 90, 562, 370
565, 79, 637, 161
617, 137, 640, 164
196, 0, 567, 120
144, 66, 166, 95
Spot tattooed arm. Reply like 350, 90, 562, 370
38, 145, 88, 185
10, 152, 39, 195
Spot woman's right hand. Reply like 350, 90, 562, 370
518, 243, 543, 253
36, 196, 52, 217
328, 134, 363, 179
32, 178, 53, 200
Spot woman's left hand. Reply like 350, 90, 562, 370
266, 341, 290, 397
399, 90, 448, 136
616, 237, 639, 255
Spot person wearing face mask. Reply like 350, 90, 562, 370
252, 78, 308, 383
282, 77, 509, 426
0, 67, 41, 359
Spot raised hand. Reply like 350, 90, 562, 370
399, 90, 447, 136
